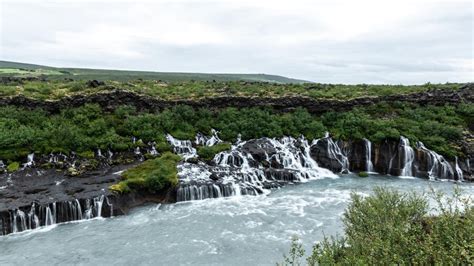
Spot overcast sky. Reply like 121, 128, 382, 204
0, 0, 472, 84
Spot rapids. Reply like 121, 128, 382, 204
0, 175, 472, 265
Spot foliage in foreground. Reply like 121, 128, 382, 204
110, 152, 181, 194
280, 187, 474, 265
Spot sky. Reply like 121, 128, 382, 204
0, 0, 472, 84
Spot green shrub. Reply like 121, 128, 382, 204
197, 143, 232, 160
281, 187, 474, 265
7, 161, 20, 172
110, 152, 181, 194
357, 171, 369, 177
77, 150, 95, 159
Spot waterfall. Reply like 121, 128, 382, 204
5, 195, 111, 235
364, 138, 374, 173
22, 153, 35, 168
97, 149, 103, 158
12, 209, 26, 233
44, 205, 55, 226
195, 129, 222, 146
400, 137, 414, 177
416, 141, 454, 180
134, 147, 141, 155
455, 157, 464, 181
176, 136, 337, 202
312, 135, 350, 173
148, 142, 159, 155
166, 134, 196, 159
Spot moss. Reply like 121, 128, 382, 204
77, 150, 95, 159
110, 152, 181, 194
7, 162, 20, 172
358, 171, 369, 177
197, 143, 232, 161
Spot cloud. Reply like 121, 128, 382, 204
0, 0, 472, 84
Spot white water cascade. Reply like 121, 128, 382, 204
195, 129, 222, 146
364, 138, 374, 173
6, 195, 108, 235
166, 134, 197, 159
416, 141, 454, 180
455, 156, 464, 181
22, 153, 35, 168
312, 134, 350, 173
400, 137, 415, 177
176, 136, 337, 202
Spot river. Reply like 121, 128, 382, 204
0, 174, 472, 265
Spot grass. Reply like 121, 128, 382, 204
197, 143, 232, 160
280, 187, 474, 265
0, 75, 464, 101
110, 152, 181, 194
0, 61, 306, 83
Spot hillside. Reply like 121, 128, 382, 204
0, 60, 308, 83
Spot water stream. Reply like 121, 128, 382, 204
1, 175, 472, 266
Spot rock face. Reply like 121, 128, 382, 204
0, 159, 174, 236
0, 84, 472, 114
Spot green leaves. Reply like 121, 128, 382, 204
290, 187, 474, 265
0, 102, 470, 162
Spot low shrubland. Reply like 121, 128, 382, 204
280, 187, 474, 265
0, 102, 470, 164
0, 79, 462, 100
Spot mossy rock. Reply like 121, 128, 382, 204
358, 171, 369, 177
7, 162, 20, 172
77, 150, 95, 159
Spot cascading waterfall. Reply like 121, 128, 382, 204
416, 141, 454, 180
195, 129, 222, 146
4, 195, 110, 235
364, 138, 374, 173
22, 153, 35, 168
166, 134, 196, 159
176, 136, 337, 202
312, 134, 350, 173
400, 137, 415, 177
455, 156, 464, 181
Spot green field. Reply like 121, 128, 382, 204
0, 60, 307, 83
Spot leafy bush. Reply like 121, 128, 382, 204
357, 171, 368, 177
280, 187, 474, 265
0, 102, 470, 161
110, 152, 181, 194
197, 143, 232, 160
7, 162, 20, 172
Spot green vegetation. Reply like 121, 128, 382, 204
280, 187, 474, 265
357, 171, 368, 177
7, 162, 20, 172
197, 143, 232, 160
0, 60, 305, 83
110, 152, 181, 194
0, 68, 463, 101
0, 102, 470, 164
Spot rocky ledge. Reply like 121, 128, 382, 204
0, 83, 472, 114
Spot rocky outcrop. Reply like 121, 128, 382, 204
0, 84, 472, 114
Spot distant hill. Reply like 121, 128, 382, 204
0, 60, 309, 84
